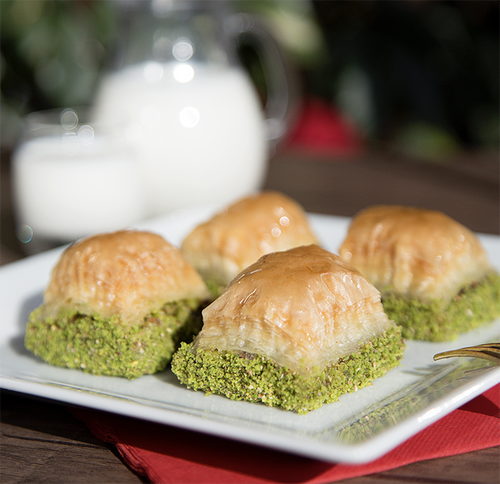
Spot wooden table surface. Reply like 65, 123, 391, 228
1, 148, 499, 483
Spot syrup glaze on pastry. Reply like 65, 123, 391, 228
171, 245, 405, 413
25, 230, 211, 378
338, 206, 500, 341
194, 244, 393, 374
339, 205, 492, 302
43, 230, 210, 324
180, 191, 319, 289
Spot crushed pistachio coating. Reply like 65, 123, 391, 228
171, 326, 405, 415
204, 278, 227, 299
25, 298, 205, 379
382, 272, 500, 342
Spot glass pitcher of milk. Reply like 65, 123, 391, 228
91, 0, 295, 217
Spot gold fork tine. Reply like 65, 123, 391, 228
433, 343, 500, 365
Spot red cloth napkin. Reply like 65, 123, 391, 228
71, 383, 500, 484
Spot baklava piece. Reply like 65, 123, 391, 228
180, 191, 319, 296
339, 205, 500, 341
171, 245, 405, 414
25, 230, 211, 378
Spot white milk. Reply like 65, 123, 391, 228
12, 135, 145, 242
92, 62, 268, 216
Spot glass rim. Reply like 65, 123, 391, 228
24, 106, 93, 130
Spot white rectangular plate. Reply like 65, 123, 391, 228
1, 208, 500, 464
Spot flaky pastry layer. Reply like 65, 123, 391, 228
339, 205, 492, 302
43, 230, 210, 324
193, 244, 393, 375
180, 191, 319, 286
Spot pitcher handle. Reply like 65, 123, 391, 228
226, 13, 299, 148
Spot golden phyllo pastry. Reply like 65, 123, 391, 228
25, 230, 211, 378
171, 245, 405, 414
180, 191, 318, 295
339, 205, 500, 341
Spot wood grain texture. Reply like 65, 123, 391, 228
1, 390, 148, 484
263, 151, 499, 235
342, 447, 500, 484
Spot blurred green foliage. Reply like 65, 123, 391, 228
1, 0, 118, 146
309, 1, 499, 155
1, 0, 498, 159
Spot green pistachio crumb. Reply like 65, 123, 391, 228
171, 325, 405, 415
25, 298, 206, 379
382, 271, 500, 341
204, 279, 227, 299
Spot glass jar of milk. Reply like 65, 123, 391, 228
91, 0, 295, 217
12, 108, 146, 254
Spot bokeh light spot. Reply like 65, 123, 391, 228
78, 125, 94, 144
60, 109, 78, 130
172, 40, 194, 61
271, 226, 281, 237
17, 225, 33, 243
279, 216, 290, 227
173, 63, 194, 83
